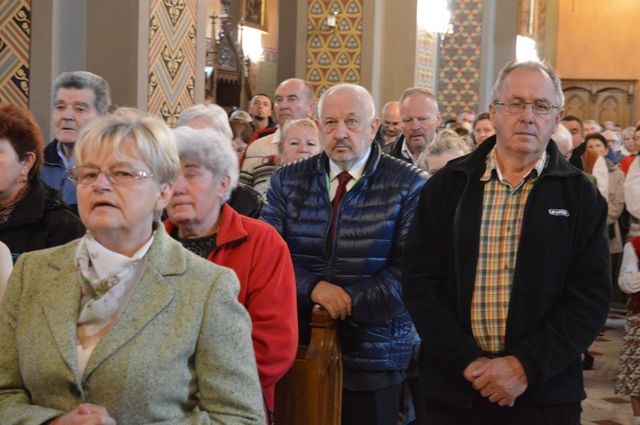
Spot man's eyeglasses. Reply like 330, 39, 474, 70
70, 164, 154, 186
494, 100, 559, 116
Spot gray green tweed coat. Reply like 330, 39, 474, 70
0, 226, 265, 424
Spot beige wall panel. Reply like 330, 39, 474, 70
556, 0, 640, 121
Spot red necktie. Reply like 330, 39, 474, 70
330, 171, 353, 239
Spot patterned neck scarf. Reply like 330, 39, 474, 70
0, 183, 29, 225
75, 232, 154, 341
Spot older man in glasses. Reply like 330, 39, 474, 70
402, 60, 610, 425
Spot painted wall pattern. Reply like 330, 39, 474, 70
437, 0, 483, 118
0, 0, 30, 108
306, 0, 363, 98
147, 0, 197, 127
415, 29, 437, 92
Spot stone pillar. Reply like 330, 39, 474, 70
30, 0, 88, 138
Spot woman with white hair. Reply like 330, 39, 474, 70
176, 104, 263, 217
165, 127, 298, 419
175, 103, 233, 140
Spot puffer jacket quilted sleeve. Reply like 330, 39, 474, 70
261, 145, 427, 371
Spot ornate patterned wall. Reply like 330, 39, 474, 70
437, 0, 483, 118
306, 0, 363, 98
147, 0, 197, 127
415, 29, 437, 92
0, 0, 30, 108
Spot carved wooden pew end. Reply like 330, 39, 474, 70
274, 305, 343, 425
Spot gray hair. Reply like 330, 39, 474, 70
172, 126, 238, 201
602, 129, 619, 143
490, 60, 564, 108
318, 83, 375, 121
457, 110, 475, 120
583, 119, 602, 133
176, 104, 233, 140
622, 126, 636, 140
399, 87, 439, 111
229, 109, 252, 123
53, 71, 111, 115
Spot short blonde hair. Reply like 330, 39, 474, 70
424, 129, 472, 158
75, 107, 179, 186
279, 118, 319, 153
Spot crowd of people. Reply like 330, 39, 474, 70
0, 60, 633, 424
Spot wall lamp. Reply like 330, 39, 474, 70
326, 11, 338, 30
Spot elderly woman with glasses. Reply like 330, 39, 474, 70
164, 126, 298, 419
0, 108, 264, 424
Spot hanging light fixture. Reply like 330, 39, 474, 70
417, 0, 453, 40
516, 0, 539, 61
241, 25, 264, 62
516, 35, 539, 61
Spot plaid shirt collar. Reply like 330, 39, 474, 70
481, 147, 547, 185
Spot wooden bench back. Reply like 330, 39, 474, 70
274, 306, 342, 425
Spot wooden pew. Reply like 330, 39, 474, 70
274, 305, 342, 425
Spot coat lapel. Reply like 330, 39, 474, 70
38, 242, 83, 377
82, 228, 185, 379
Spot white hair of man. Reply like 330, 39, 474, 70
602, 129, 619, 143
583, 119, 602, 134
53, 70, 112, 115
175, 104, 233, 141
317, 83, 376, 122
490, 60, 565, 109
172, 126, 239, 202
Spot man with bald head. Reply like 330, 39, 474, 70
240, 78, 315, 177
373, 101, 402, 148
262, 83, 427, 424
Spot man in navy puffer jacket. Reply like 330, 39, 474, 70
261, 83, 427, 425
